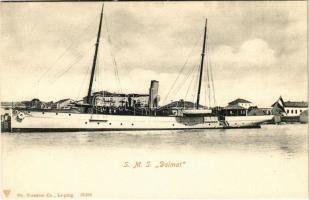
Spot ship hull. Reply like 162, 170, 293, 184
10, 111, 273, 132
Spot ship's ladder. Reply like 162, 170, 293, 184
219, 120, 229, 127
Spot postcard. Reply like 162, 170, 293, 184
1, 1, 308, 199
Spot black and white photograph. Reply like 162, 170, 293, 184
0, 1, 308, 198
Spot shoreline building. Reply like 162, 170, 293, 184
52, 99, 75, 110
222, 98, 254, 116
271, 96, 308, 116
228, 98, 254, 109
283, 101, 308, 116
271, 96, 308, 123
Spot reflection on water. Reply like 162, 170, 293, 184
1, 124, 308, 198
2, 124, 307, 157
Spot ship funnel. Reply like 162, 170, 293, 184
148, 80, 160, 109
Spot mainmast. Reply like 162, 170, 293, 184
196, 18, 207, 109
87, 4, 104, 104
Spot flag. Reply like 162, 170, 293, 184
276, 96, 286, 114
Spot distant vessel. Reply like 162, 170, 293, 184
11, 5, 273, 132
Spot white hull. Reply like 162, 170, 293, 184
10, 110, 274, 132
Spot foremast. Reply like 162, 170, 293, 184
87, 4, 104, 105
196, 18, 207, 109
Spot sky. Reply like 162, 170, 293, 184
0, 1, 307, 107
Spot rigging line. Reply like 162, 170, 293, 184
171, 66, 195, 99
49, 39, 96, 83
206, 64, 211, 107
50, 54, 84, 84
104, 16, 123, 93
76, 59, 92, 100
205, 36, 212, 107
50, 38, 97, 83
204, 44, 209, 107
112, 61, 118, 93
95, 43, 103, 94
104, 15, 130, 75
96, 49, 100, 90
203, 34, 212, 108
96, 26, 105, 94
173, 62, 200, 101
32, 23, 75, 74
49, 45, 94, 85
112, 63, 119, 93
32, 21, 87, 97
162, 31, 204, 104
108, 48, 122, 93
206, 55, 211, 108
192, 64, 201, 108
206, 48, 212, 107
207, 39, 217, 106
36, 20, 96, 85
98, 49, 103, 93
184, 64, 199, 101
172, 61, 199, 100
94, 48, 99, 92
51, 52, 82, 81
113, 58, 123, 93
163, 40, 202, 104
204, 59, 208, 107
108, 44, 123, 93
45, 37, 97, 84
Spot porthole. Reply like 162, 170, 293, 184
120, 123, 123, 125
42, 112, 45, 114
172, 124, 175, 126
208, 123, 211, 126
28, 111, 31, 113
69, 113, 71, 116
56, 113, 58, 115
97, 122, 100, 125
85, 122, 88, 124
109, 123, 112, 125
131, 123, 134, 126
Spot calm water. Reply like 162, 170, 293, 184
1, 124, 308, 198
